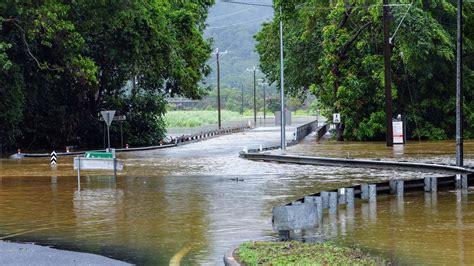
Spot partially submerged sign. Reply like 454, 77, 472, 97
74, 157, 124, 171
272, 203, 319, 231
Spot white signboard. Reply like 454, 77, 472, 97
100, 110, 116, 126
74, 157, 123, 171
393, 120, 404, 144
333, 113, 341, 124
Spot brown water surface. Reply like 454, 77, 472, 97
0, 126, 472, 264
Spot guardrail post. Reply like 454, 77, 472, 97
279, 230, 290, 241
368, 184, 376, 202
424, 177, 431, 192
329, 192, 337, 214
456, 174, 469, 189
338, 188, 346, 205
430, 177, 437, 192
361, 184, 369, 200
321, 192, 329, 208
346, 188, 354, 208
389, 180, 404, 197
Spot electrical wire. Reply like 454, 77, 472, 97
206, 16, 272, 29
207, 7, 253, 22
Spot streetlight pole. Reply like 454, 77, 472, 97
456, 0, 463, 166
279, 6, 286, 150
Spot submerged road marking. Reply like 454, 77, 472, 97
169, 245, 193, 266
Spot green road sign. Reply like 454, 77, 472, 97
85, 151, 113, 158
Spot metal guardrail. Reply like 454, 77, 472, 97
241, 153, 474, 174
10, 125, 251, 159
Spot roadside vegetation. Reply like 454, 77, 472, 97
236, 241, 387, 265
256, 1, 474, 141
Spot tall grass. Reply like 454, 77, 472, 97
164, 110, 245, 128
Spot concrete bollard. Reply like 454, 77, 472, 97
329, 192, 337, 214
338, 188, 346, 205
368, 184, 376, 202
346, 188, 354, 208
321, 192, 329, 208
361, 184, 369, 200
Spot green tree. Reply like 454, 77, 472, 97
1, 0, 214, 149
256, 0, 473, 141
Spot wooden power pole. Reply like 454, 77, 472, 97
456, 0, 463, 166
383, 0, 394, 147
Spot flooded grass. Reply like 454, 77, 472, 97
236, 241, 387, 265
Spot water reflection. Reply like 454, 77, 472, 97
304, 190, 474, 264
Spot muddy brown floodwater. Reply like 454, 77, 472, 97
0, 125, 473, 264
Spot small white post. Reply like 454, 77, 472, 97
76, 157, 81, 191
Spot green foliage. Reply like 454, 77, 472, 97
256, 0, 474, 141
236, 241, 385, 265
0, 0, 214, 149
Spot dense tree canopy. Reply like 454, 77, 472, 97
256, 0, 474, 141
0, 0, 214, 150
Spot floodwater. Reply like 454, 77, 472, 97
316, 190, 474, 264
0, 124, 473, 264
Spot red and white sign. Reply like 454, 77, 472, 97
393, 120, 404, 144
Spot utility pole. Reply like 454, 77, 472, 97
383, 0, 394, 147
241, 83, 244, 115
259, 80, 269, 120
456, 0, 463, 166
247, 66, 257, 126
212, 48, 227, 129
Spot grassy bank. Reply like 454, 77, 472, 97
165, 110, 317, 128
164, 110, 245, 128
235, 241, 386, 265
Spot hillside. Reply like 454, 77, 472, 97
204, 0, 274, 89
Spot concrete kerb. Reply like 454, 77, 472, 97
223, 245, 242, 266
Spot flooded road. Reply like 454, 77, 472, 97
0, 125, 473, 264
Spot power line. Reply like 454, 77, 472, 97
207, 7, 253, 22
206, 16, 272, 29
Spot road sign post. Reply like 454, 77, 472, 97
100, 110, 116, 150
